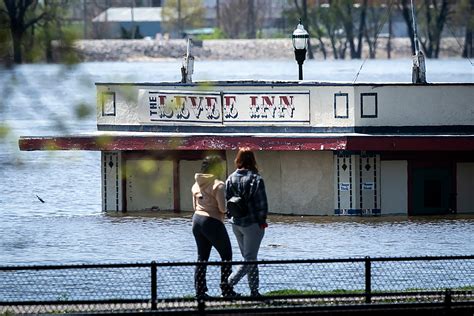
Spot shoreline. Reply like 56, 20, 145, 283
73, 38, 466, 62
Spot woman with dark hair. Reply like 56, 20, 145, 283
225, 148, 268, 297
191, 155, 239, 298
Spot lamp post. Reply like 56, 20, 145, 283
292, 20, 309, 80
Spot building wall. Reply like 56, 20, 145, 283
380, 160, 408, 214
355, 85, 474, 127
110, 151, 473, 215
457, 162, 474, 213
96, 83, 474, 131
312, 86, 355, 127
226, 150, 334, 215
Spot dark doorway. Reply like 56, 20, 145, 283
409, 164, 455, 215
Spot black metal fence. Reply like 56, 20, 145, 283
1, 255, 473, 315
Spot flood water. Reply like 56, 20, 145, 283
0, 59, 473, 265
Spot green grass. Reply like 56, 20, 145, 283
266, 289, 365, 296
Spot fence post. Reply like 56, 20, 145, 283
444, 288, 452, 311
365, 256, 371, 304
198, 298, 206, 316
151, 261, 157, 310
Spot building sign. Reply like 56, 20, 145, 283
138, 90, 310, 124
138, 90, 222, 123
223, 92, 310, 123
362, 182, 375, 190
339, 183, 351, 191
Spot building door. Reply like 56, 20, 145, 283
125, 159, 173, 211
410, 165, 454, 215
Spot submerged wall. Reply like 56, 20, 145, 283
226, 150, 334, 215
457, 162, 474, 213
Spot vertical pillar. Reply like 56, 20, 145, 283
334, 152, 356, 215
101, 151, 123, 212
334, 152, 380, 215
359, 153, 381, 215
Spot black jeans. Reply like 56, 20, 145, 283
192, 213, 233, 295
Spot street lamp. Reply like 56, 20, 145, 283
292, 19, 309, 80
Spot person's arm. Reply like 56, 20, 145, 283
191, 183, 197, 211
225, 177, 232, 200
253, 177, 268, 227
215, 183, 227, 215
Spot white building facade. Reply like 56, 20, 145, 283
20, 81, 474, 216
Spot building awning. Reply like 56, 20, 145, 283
18, 133, 474, 152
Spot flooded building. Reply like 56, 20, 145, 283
19, 80, 474, 216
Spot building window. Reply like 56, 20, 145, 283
334, 93, 349, 118
361, 93, 378, 118
101, 92, 116, 116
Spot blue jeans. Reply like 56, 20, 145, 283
228, 223, 265, 292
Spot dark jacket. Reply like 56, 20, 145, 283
225, 169, 268, 226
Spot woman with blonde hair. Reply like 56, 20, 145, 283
191, 155, 239, 298
225, 148, 268, 297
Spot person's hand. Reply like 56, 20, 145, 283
259, 223, 268, 229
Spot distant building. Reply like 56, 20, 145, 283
92, 7, 163, 39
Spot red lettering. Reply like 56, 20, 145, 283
189, 96, 204, 108
279, 96, 294, 107
250, 96, 258, 106
224, 96, 236, 107
262, 96, 275, 107
158, 95, 166, 105
206, 96, 217, 108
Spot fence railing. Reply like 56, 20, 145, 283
1, 255, 473, 314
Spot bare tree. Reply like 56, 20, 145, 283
220, 0, 247, 38
0, 4, 12, 66
334, 0, 367, 59
318, 1, 347, 59
247, 0, 255, 38
293, 0, 314, 59
364, 2, 390, 59
387, 1, 392, 59
162, 0, 205, 36
400, 0, 452, 58
452, 0, 473, 58
399, 0, 416, 54
220, 0, 270, 39
1, 0, 49, 63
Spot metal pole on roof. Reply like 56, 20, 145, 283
181, 38, 194, 83
131, 0, 135, 39
410, 0, 426, 84
410, 0, 419, 54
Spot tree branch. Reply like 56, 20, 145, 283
293, 0, 302, 16
24, 11, 46, 29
